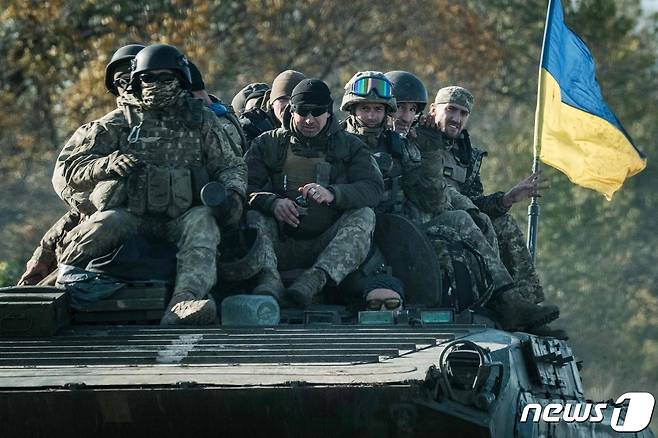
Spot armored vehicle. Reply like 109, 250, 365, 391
0, 215, 653, 437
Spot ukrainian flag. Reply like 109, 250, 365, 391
534, 0, 646, 200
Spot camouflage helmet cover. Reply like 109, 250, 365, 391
341, 71, 397, 113
130, 44, 192, 88
434, 86, 474, 112
384, 71, 428, 112
104, 44, 145, 95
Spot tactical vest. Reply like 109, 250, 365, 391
437, 132, 486, 195
119, 102, 205, 218
348, 125, 420, 214
281, 145, 340, 238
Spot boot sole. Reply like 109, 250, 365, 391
161, 299, 218, 325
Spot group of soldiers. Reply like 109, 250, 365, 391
17, 43, 564, 337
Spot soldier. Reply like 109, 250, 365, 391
245, 78, 383, 306
54, 44, 247, 325
340, 71, 417, 213
384, 70, 428, 136
417, 85, 562, 334
239, 70, 306, 147
364, 274, 405, 314
18, 44, 146, 286
342, 71, 515, 310
188, 61, 247, 154
231, 82, 270, 116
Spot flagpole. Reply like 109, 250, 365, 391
528, 0, 553, 262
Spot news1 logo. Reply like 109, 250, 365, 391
520, 392, 655, 432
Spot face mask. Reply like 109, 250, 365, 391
140, 79, 183, 109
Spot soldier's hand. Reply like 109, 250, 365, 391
273, 198, 300, 227
299, 183, 335, 205
107, 153, 141, 177
503, 171, 550, 207
373, 152, 394, 176
417, 114, 438, 129
17, 260, 52, 286
93, 151, 141, 181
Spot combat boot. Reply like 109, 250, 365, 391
285, 267, 327, 308
489, 287, 559, 331
252, 268, 285, 302
160, 291, 218, 325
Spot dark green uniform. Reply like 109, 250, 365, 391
245, 110, 383, 286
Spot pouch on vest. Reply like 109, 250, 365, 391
89, 179, 127, 212
127, 172, 147, 215
191, 166, 209, 204
146, 165, 170, 214
168, 168, 194, 218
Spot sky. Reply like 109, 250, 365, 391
642, 0, 658, 12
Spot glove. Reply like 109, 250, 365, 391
373, 152, 394, 176
91, 151, 141, 181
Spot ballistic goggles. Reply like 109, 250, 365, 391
350, 76, 393, 98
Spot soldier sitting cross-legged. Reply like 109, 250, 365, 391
245, 78, 384, 307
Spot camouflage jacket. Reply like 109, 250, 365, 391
413, 126, 510, 218
54, 93, 247, 214
28, 209, 82, 267
341, 116, 449, 215
245, 109, 384, 214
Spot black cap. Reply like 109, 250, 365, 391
188, 61, 205, 92
290, 78, 332, 107
363, 274, 405, 299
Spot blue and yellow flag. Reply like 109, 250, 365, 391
534, 0, 646, 200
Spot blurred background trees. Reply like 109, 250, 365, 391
1, 0, 656, 409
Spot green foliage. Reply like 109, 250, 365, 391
0, 259, 22, 288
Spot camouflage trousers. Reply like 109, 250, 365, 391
491, 213, 544, 303
247, 207, 376, 284
422, 210, 514, 294
58, 206, 220, 298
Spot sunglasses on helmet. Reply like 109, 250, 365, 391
292, 105, 328, 117
350, 77, 393, 99
365, 297, 402, 311
139, 72, 179, 84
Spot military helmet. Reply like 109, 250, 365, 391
217, 227, 266, 282
340, 71, 397, 113
130, 44, 192, 89
231, 82, 270, 115
384, 71, 428, 113
104, 44, 145, 95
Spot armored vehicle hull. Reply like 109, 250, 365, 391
0, 323, 652, 437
